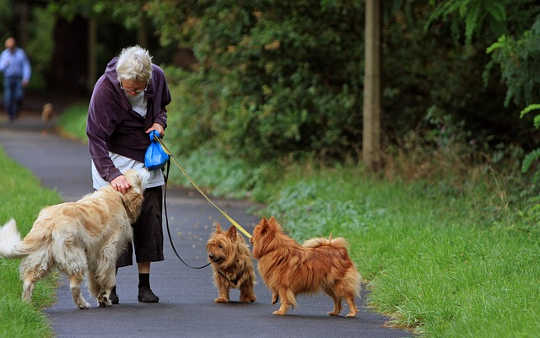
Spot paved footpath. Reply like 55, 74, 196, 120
0, 116, 409, 338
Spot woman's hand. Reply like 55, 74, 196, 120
111, 175, 131, 194
146, 123, 164, 137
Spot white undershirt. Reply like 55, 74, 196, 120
126, 90, 147, 117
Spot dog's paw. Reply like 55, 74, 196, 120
328, 311, 340, 316
240, 295, 256, 303
345, 312, 357, 318
272, 310, 286, 316
214, 297, 229, 303
78, 300, 91, 310
97, 294, 112, 307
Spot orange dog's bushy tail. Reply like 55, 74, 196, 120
303, 236, 348, 249
303, 236, 361, 297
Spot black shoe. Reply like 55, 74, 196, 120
110, 286, 119, 304
138, 286, 159, 303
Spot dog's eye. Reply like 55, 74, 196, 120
218, 244, 223, 249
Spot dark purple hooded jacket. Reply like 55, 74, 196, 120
87, 57, 171, 183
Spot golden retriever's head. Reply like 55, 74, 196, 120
250, 216, 282, 259
124, 169, 146, 193
206, 223, 240, 268
121, 169, 145, 223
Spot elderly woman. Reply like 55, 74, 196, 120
87, 46, 171, 304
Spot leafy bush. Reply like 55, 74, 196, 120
154, 1, 538, 164
151, 1, 364, 161
486, 15, 540, 106
25, 6, 55, 90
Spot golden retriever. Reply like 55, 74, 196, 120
0, 169, 145, 309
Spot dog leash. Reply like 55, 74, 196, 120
155, 135, 252, 239
163, 160, 210, 270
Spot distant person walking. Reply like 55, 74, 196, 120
0, 37, 31, 122
87, 46, 171, 304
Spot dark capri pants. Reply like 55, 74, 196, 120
117, 186, 164, 267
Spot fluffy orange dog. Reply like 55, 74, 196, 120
206, 224, 256, 303
251, 217, 360, 317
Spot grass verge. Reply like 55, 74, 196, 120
0, 146, 62, 337
56, 103, 89, 143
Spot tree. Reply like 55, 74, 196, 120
363, 0, 382, 170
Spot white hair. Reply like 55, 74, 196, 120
116, 46, 153, 83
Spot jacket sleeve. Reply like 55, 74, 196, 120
153, 68, 170, 129
86, 78, 122, 182
0, 51, 7, 72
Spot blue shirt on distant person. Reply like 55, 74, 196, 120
0, 47, 31, 81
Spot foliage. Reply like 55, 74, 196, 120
25, 7, 55, 89
486, 15, 540, 106
518, 104, 540, 226
0, 2, 54, 90
426, 0, 511, 45
47, 0, 98, 20
0, 0, 14, 41
165, 143, 278, 202
150, 1, 538, 164
148, 0, 364, 161
428, 1, 540, 226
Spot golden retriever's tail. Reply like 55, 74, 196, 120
0, 219, 33, 258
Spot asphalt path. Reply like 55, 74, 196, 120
0, 116, 409, 338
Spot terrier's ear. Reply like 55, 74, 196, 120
226, 226, 237, 240
215, 223, 222, 233
269, 217, 283, 232
257, 218, 269, 234
268, 216, 278, 229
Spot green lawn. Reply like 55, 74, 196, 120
0, 147, 62, 337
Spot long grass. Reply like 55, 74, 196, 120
0, 147, 62, 337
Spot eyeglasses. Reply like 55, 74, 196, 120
120, 81, 148, 95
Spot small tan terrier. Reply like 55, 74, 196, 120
206, 224, 256, 303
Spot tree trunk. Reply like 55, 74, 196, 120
362, 0, 382, 170
17, 1, 29, 47
87, 17, 97, 92
137, 15, 148, 48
